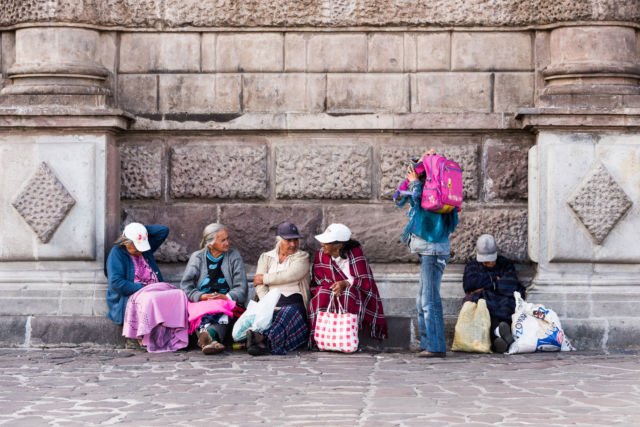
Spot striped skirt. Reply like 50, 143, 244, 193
264, 304, 309, 355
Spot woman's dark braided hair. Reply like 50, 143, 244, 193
339, 239, 361, 259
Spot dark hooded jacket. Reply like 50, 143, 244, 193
462, 255, 526, 323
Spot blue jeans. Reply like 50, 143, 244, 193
417, 253, 450, 352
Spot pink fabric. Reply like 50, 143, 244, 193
187, 299, 236, 334
123, 282, 189, 353
131, 254, 158, 285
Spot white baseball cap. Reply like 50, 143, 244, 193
315, 223, 352, 243
123, 222, 151, 252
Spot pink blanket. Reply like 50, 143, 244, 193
123, 282, 189, 353
187, 299, 236, 334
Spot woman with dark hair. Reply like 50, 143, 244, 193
308, 223, 387, 349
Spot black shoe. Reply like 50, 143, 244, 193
247, 344, 269, 356
493, 337, 509, 354
498, 322, 514, 346
246, 330, 254, 349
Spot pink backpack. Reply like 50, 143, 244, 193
393, 154, 463, 214
421, 154, 463, 213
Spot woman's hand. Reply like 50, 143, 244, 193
200, 293, 229, 301
330, 280, 350, 296
406, 164, 419, 182
253, 274, 264, 286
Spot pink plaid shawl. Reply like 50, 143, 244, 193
308, 246, 387, 347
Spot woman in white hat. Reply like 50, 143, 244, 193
308, 223, 387, 349
106, 222, 189, 352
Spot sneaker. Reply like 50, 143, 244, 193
202, 340, 225, 355
498, 322, 514, 346
417, 351, 446, 358
197, 330, 213, 349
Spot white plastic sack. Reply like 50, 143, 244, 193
508, 291, 575, 354
231, 289, 281, 342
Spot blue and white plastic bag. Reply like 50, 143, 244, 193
507, 292, 575, 354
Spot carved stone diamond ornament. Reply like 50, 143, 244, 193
567, 162, 632, 245
11, 162, 76, 243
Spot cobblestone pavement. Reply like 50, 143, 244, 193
0, 348, 639, 426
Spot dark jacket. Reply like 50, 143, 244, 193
105, 225, 169, 325
462, 255, 526, 323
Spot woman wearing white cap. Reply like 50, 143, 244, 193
308, 223, 387, 348
106, 222, 189, 352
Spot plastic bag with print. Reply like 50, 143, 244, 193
507, 292, 575, 354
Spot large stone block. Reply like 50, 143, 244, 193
368, 33, 403, 72
30, 316, 124, 346
307, 34, 367, 72
327, 74, 409, 113
449, 207, 528, 263
159, 74, 241, 114
117, 74, 157, 114
415, 33, 450, 71
214, 33, 283, 72
275, 145, 371, 199
119, 33, 200, 72
452, 32, 533, 71
494, 73, 534, 112
483, 136, 533, 201
170, 143, 267, 199
242, 74, 325, 113
412, 73, 492, 113
0, 316, 27, 346
607, 319, 640, 349
119, 143, 163, 200
379, 140, 480, 201
284, 33, 306, 72
325, 204, 414, 263
219, 204, 323, 264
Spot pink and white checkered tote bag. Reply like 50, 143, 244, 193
314, 293, 359, 353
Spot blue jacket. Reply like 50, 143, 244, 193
396, 179, 458, 243
105, 225, 169, 325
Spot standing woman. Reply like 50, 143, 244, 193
106, 222, 189, 352
308, 223, 387, 349
181, 223, 248, 354
396, 149, 459, 358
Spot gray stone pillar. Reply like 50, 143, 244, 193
0, 26, 129, 346
520, 25, 640, 349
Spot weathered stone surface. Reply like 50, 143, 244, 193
243, 74, 325, 113
119, 144, 162, 200
449, 207, 528, 263
368, 34, 403, 72
30, 316, 124, 346
327, 74, 409, 113
0, 316, 27, 346
494, 72, 535, 112
119, 33, 200, 73
567, 163, 633, 245
3, 1, 638, 28
117, 74, 157, 114
122, 204, 221, 262
215, 33, 283, 72
412, 73, 492, 113
379, 141, 480, 201
11, 162, 76, 243
275, 145, 371, 199
484, 136, 532, 201
415, 33, 450, 71
307, 34, 367, 72
284, 33, 306, 72
452, 32, 533, 71
170, 144, 267, 199
219, 204, 323, 264
159, 74, 241, 114
325, 205, 414, 263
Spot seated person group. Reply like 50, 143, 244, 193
106, 221, 523, 355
